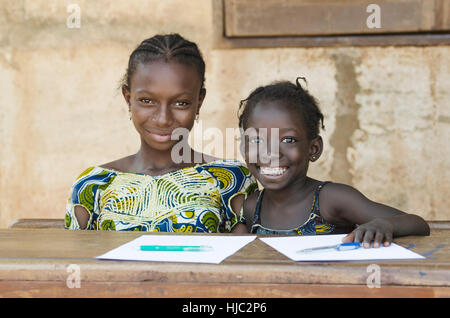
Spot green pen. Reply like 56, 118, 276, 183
139, 245, 213, 252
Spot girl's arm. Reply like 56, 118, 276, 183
231, 191, 259, 234
232, 223, 248, 233
320, 183, 430, 248
74, 205, 90, 230
230, 194, 248, 234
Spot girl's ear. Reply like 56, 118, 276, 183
195, 88, 206, 117
198, 88, 206, 108
122, 85, 131, 110
309, 136, 323, 162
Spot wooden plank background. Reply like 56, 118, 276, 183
214, 0, 450, 47
224, 0, 450, 37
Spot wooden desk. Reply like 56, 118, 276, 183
0, 229, 448, 298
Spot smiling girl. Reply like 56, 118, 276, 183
233, 79, 430, 248
64, 34, 257, 232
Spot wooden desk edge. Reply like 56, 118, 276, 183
0, 281, 449, 298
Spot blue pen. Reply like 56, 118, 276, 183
140, 245, 213, 252
297, 242, 361, 254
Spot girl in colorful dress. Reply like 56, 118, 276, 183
65, 34, 257, 232
233, 78, 429, 248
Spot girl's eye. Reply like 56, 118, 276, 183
175, 101, 189, 107
248, 136, 261, 144
139, 98, 155, 105
281, 137, 297, 144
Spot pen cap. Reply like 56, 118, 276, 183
337, 242, 361, 251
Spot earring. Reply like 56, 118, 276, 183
195, 113, 199, 124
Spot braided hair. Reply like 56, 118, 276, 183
238, 78, 325, 140
122, 34, 206, 90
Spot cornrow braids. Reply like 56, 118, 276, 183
122, 33, 206, 90
238, 77, 325, 140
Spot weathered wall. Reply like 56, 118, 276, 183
0, 0, 449, 228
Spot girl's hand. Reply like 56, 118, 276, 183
342, 218, 394, 248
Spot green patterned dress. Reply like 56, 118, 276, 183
65, 160, 257, 232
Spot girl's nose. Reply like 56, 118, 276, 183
259, 141, 280, 166
152, 105, 172, 127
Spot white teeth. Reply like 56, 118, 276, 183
260, 167, 287, 176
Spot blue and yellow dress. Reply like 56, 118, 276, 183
65, 160, 257, 232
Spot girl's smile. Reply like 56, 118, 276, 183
256, 165, 291, 186
143, 128, 173, 143
255, 163, 291, 184
259, 166, 288, 177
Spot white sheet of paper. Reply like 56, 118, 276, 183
260, 234, 425, 262
96, 235, 257, 264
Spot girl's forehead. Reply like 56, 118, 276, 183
248, 100, 305, 127
130, 60, 201, 90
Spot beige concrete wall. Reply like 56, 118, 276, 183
0, 0, 449, 228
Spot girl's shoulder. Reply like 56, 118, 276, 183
318, 182, 363, 201
72, 166, 119, 186
68, 166, 119, 207
76, 165, 118, 178
317, 181, 369, 221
